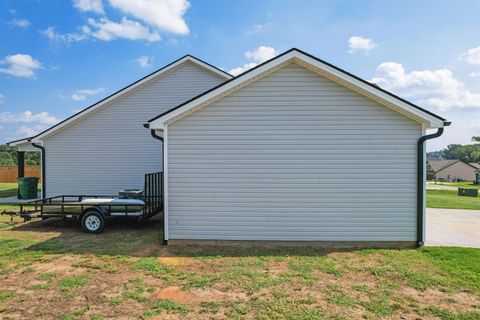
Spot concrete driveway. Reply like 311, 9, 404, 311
426, 208, 480, 248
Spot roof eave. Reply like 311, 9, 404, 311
148, 49, 448, 129
31, 55, 231, 141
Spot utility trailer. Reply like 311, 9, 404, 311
1, 172, 163, 234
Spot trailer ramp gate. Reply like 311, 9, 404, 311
143, 171, 163, 218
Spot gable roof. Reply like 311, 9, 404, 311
427, 160, 459, 172
9, 55, 232, 144
147, 48, 447, 130
469, 163, 480, 169
428, 159, 479, 173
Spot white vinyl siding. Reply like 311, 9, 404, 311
167, 62, 422, 241
45, 62, 225, 196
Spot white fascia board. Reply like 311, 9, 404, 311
293, 55, 445, 128
34, 56, 231, 141
149, 50, 445, 129
7, 138, 30, 147
149, 52, 296, 128
11, 140, 39, 152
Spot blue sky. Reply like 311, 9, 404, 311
1, 0, 479, 151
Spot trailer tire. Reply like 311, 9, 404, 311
81, 210, 105, 234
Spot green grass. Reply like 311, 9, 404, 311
0, 183, 18, 198
361, 247, 480, 295
58, 275, 91, 292
0, 213, 479, 319
0, 291, 15, 303
442, 181, 480, 189
427, 189, 480, 210
143, 300, 189, 317
0, 182, 42, 212
421, 305, 480, 320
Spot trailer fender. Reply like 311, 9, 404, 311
80, 206, 109, 220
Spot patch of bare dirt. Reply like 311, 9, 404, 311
155, 286, 199, 305
158, 256, 195, 266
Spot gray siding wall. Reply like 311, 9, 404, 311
167, 62, 422, 241
45, 62, 225, 196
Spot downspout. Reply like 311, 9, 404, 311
30, 141, 46, 199
144, 124, 167, 245
417, 121, 450, 246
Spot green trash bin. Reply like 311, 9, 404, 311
18, 177, 39, 200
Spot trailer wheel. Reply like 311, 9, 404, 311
81, 210, 105, 234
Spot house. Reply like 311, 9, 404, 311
427, 159, 479, 181
8, 55, 232, 198
9, 48, 449, 247
470, 163, 480, 170
146, 49, 449, 246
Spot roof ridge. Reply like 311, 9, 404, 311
8, 54, 230, 144
147, 47, 446, 124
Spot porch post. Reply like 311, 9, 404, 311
17, 151, 25, 199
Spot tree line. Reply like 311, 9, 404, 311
0, 145, 40, 166
427, 137, 480, 163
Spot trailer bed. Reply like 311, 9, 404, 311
1, 171, 163, 233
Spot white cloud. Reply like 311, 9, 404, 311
15, 124, 49, 137
228, 63, 257, 77
41, 26, 87, 43
469, 72, 480, 78
9, 18, 30, 28
245, 46, 277, 62
427, 109, 480, 151
0, 54, 42, 78
0, 110, 59, 140
71, 87, 104, 101
0, 111, 59, 125
371, 62, 480, 111
246, 22, 273, 35
136, 55, 152, 68
348, 36, 377, 54
84, 17, 160, 42
229, 46, 278, 76
108, 0, 190, 35
71, 94, 86, 101
462, 46, 480, 65
73, 0, 105, 14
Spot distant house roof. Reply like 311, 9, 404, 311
427, 160, 459, 173
428, 159, 480, 173
469, 163, 480, 169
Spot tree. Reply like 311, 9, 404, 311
473, 136, 480, 142
0, 153, 15, 165
0, 144, 40, 166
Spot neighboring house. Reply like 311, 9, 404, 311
9, 56, 231, 197
10, 48, 449, 247
427, 159, 478, 181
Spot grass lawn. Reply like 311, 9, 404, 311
0, 183, 18, 198
0, 183, 20, 213
427, 189, 480, 210
442, 182, 480, 190
0, 215, 479, 319
0, 182, 42, 213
